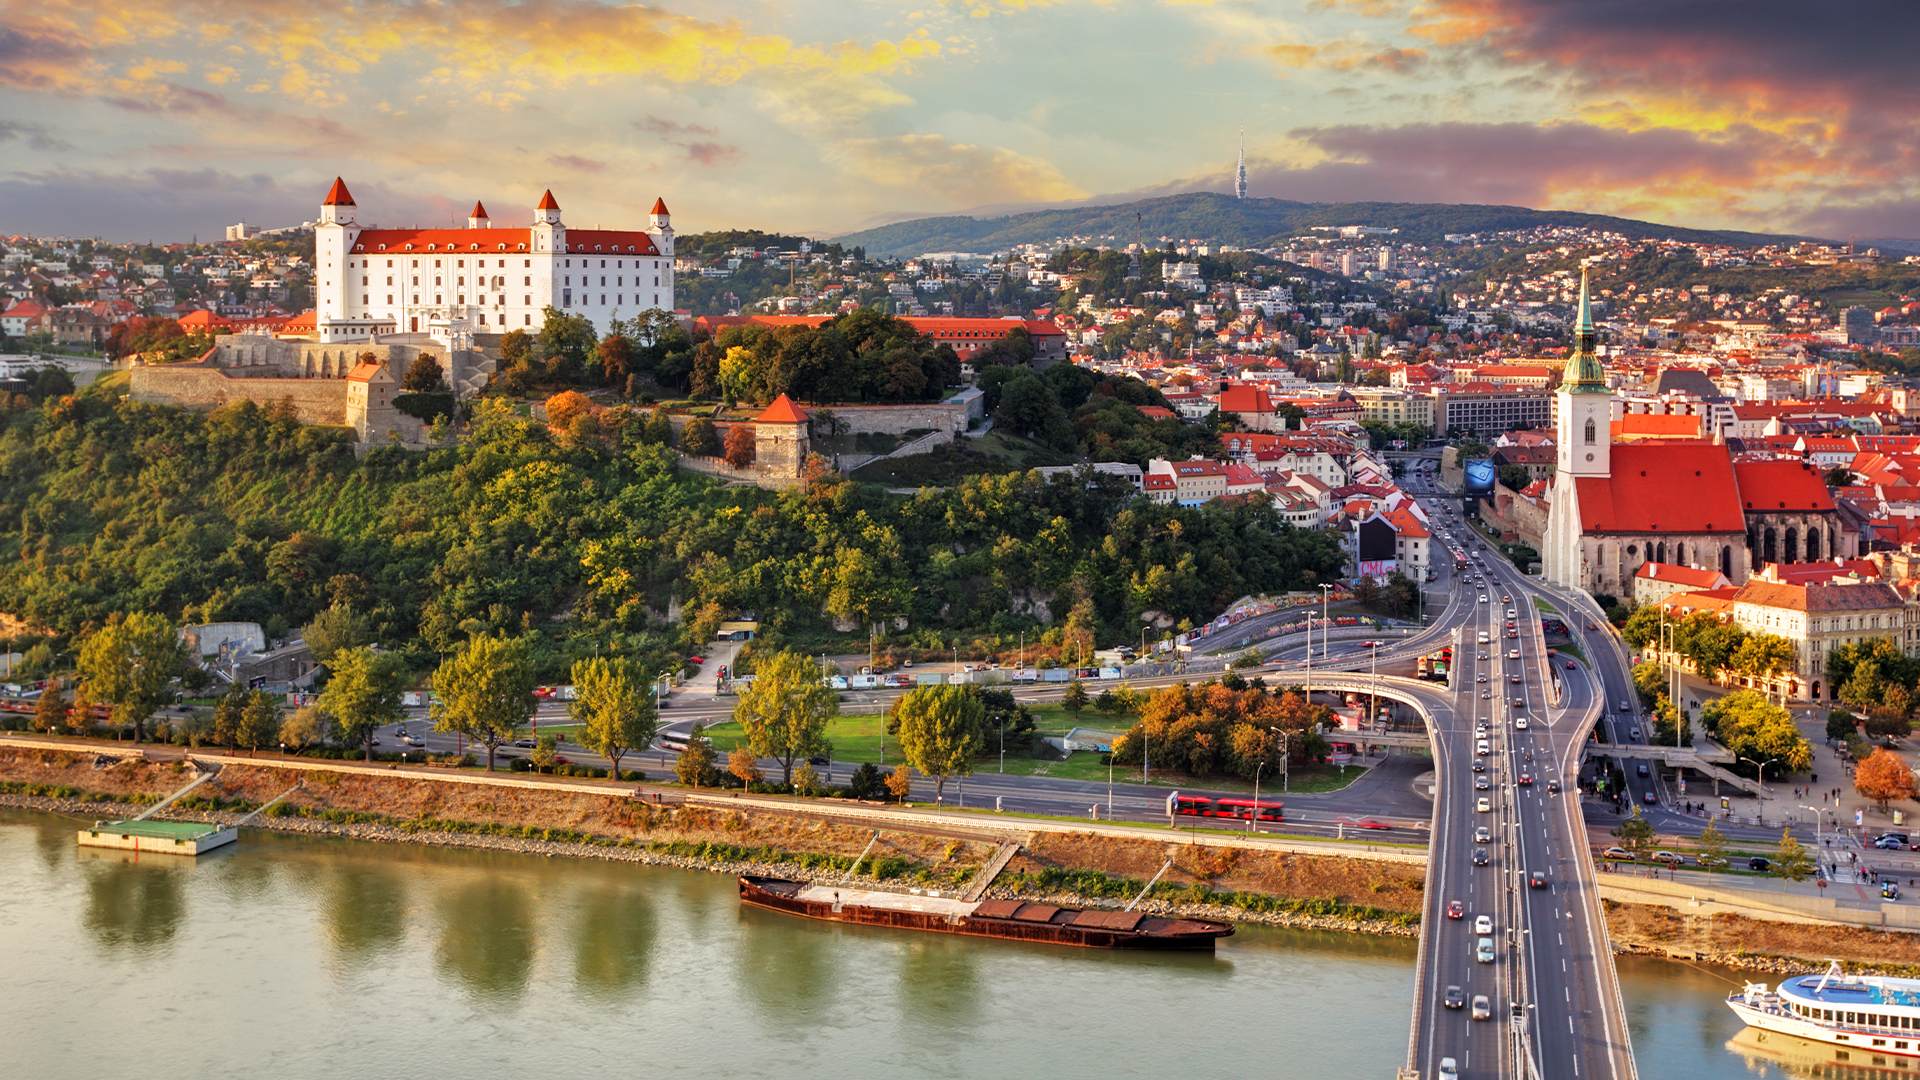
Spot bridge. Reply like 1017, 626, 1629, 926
1290, 529, 1639, 1078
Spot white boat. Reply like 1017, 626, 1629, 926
1728, 961, 1920, 1059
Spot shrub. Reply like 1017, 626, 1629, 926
394, 391, 456, 422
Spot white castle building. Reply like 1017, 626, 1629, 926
313, 178, 675, 343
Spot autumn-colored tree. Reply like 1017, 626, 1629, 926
31, 682, 65, 734
723, 424, 756, 467
598, 335, 633, 382
545, 390, 593, 430
566, 411, 602, 448
681, 416, 719, 456
727, 747, 762, 786
885, 764, 914, 803
675, 723, 719, 788
1856, 747, 1918, 810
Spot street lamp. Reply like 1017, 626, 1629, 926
1739, 756, 1779, 797
1270, 725, 1292, 794
1318, 583, 1335, 665
1801, 803, 1824, 849
1251, 760, 1266, 832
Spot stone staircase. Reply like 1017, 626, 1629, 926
962, 841, 1024, 902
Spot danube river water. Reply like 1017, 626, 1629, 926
0, 809, 1839, 1079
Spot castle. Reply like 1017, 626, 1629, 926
313, 178, 676, 341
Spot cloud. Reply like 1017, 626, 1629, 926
547, 154, 607, 173
0, 167, 453, 242
830, 133, 1085, 208
0, 22, 96, 93
0, 119, 71, 150
634, 114, 742, 167
634, 115, 719, 138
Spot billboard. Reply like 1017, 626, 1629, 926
1463, 458, 1496, 493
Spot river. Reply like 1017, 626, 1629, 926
0, 809, 1843, 1078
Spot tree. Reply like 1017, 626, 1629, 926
1731, 633, 1796, 697
731, 650, 836, 787
239, 690, 282, 754
401, 355, 446, 392
1696, 820, 1727, 873
1856, 747, 1918, 811
792, 762, 821, 795
889, 685, 984, 802
31, 683, 65, 734
1612, 807, 1655, 859
76, 611, 190, 742
1824, 464, 1855, 487
303, 603, 372, 666
727, 747, 762, 786
640, 408, 673, 446
675, 722, 719, 787
598, 335, 633, 383
681, 416, 719, 456
500, 329, 532, 367
530, 734, 559, 772
535, 307, 598, 376
430, 634, 535, 772
545, 390, 593, 430
279, 705, 333, 752
1699, 690, 1813, 773
211, 681, 248, 747
569, 656, 657, 782
1828, 710, 1861, 741
723, 424, 756, 468
885, 764, 914, 803
320, 645, 409, 761
1062, 680, 1090, 715
1773, 829, 1815, 882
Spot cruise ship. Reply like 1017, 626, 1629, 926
1729, 962, 1920, 1059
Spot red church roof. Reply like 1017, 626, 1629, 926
323, 177, 355, 206
1731, 459, 1837, 513
754, 394, 809, 424
1574, 443, 1745, 535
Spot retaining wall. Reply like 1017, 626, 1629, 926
822, 402, 967, 438
1597, 871, 1920, 931
131, 366, 352, 426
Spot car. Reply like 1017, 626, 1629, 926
1510, 674, 1522, 683
1547, 779, 1560, 794
687, 655, 704, 665
1518, 774, 1533, 786
512, 737, 537, 748
1697, 854, 1727, 868
1447, 900, 1465, 920
1621, 700, 1632, 712
1506, 610, 1517, 619
807, 755, 830, 766
902, 660, 913, 668
1749, 857, 1773, 872
1878, 832, 1910, 846
1630, 727, 1642, 739
1475, 825, 1492, 842
1512, 698, 1525, 708
1472, 847, 1491, 866
1476, 936, 1496, 963
1514, 717, 1529, 731
1505, 620, 1516, 629
1472, 760, 1486, 773
1601, 846, 1634, 861
1507, 629, 1519, 638
1636, 763, 1650, 777
1566, 660, 1578, 669
1481, 689, 1491, 699
1651, 851, 1683, 867
1479, 653, 1490, 661
1479, 595, 1488, 603
1477, 673, 1488, 683
1439, 1057, 1459, 1080
1587, 623, 1597, 631
1475, 776, 1490, 790
402, 735, 424, 747
1529, 869, 1547, 889
1642, 791, 1658, 804
1508, 650, 1520, 660
1445, 985, 1466, 1010
1875, 836, 1907, 850
1474, 914, 1493, 934
1343, 817, 1392, 830
1476, 797, 1491, 813
1502, 595, 1511, 603
1471, 994, 1492, 1021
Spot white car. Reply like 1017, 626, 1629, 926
1439, 1057, 1459, 1080
1476, 797, 1491, 812
1479, 595, 1489, 603
1474, 914, 1493, 934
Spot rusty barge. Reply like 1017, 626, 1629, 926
737, 876, 1233, 950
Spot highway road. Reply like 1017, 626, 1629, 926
1403, 498, 1638, 1080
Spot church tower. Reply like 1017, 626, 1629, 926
1544, 266, 1612, 589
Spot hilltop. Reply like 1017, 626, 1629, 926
832, 193, 1803, 259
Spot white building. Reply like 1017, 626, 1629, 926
313, 178, 675, 343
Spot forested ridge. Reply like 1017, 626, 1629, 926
0, 385, 1345, 675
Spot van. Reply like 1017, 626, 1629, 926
1477, 631, 1489, 643
1514, 717, 1528, 731
1476, 739, 1490, 755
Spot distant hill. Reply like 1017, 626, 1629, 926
831, 193, 1803, 258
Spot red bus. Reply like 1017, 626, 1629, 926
1168, 792, 1284, 823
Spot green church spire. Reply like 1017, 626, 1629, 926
1567, 265, 1607, 393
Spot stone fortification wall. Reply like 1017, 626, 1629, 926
675, 451, 802, 490
132, 364, 351, 426
823, 402, 967, 439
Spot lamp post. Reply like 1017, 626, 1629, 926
1319, 583, 1334, 665
1270, 725, 1292, 794
1802, 803, 1823, 850
1251, 760, 1266, 833
1739, 756, 1779, 798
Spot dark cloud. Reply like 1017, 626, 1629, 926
104, 84, 232, 116
0, 119, 70, 151
0, 168, 455, 243
0, 25, 90, 92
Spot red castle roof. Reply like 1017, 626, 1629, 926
323, 178, 355, 206
536, 190, 560, 210
651, 198, 670, 215
470, 201, 488, 218
755, 394, 809, 424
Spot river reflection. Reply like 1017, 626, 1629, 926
2, 808, 1707, 1080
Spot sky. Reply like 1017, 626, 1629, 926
3, 0, 1918, 244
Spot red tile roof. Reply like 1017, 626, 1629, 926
1633, 562, 1726, 588
536, 190, 560, 210
1219, 384, 1275, 414
1574, 443, 1745, 534
350, 228, 659, 256
651, 198, 670, 215
1732, 459, 1837, 513
470, 201, 488, 218
345, 360, 387, 382
754, 394, 809, 424
323, 177, 355, 206
1144, 474, 1176, 491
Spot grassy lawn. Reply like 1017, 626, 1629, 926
1533, 596, 1558, 613
851, 431, 1075, 488
1553, 640, 1587, 665
702, 715, 892, 761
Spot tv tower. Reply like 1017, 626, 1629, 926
1235, 128, 1248, 200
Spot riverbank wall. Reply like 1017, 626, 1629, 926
0, 743, 1427, 936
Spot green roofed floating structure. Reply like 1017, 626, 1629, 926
76, 760, 296, 857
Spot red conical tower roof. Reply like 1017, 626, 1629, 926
322, 177, 355, 206
470, 201, 488, 218
651, 197, 670, 216
536, 190, 560, 210
754, 394, 809, 424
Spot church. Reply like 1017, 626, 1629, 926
312, 179, 675, 342
1542, 270, 1853, 598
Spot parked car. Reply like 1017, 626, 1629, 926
1600, 846, 1634, 861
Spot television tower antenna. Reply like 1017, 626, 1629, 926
1235, 128, 1248, 200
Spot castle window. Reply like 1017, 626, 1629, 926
517, 244, 526, 251
457, 260, 464, 268
386, 260, 392, 268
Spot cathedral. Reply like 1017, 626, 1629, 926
312, 179, 675, 343
1542, 270, 1852, 598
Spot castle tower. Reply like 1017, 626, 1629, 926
1544, 266, 1612, 589
1235, 129, 1248, 200
468, 201, 489, 229
648, 197, 675, 313
752, 393, 810, 477
318, 177, 356, 227
531, 189, 564, 253
316, 178, 360, 327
